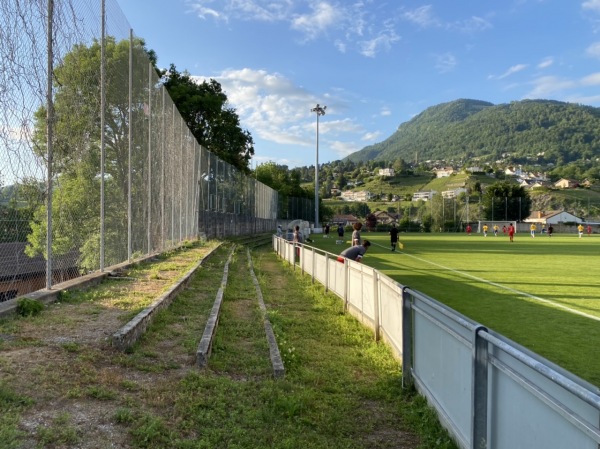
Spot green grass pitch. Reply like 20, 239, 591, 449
309, 231, 600, 387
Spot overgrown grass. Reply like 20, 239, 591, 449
0, 241, 456, 448
109, 244, 444, 448
0, 381, 33, 449
310, 232, 600, 386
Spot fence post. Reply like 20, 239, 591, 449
472, 325, 489, 449
147, 62, 152, 254
401, 287, 413, 388
311, 248, 315, 283
324, 253, 329, 292
373, 270, 380, 341
46, 0, 54, 289
292, 242, 296, 271
343, 260, 349, 312
99, 0, 106, 271
127, 28, 133, 262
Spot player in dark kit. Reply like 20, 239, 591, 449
389, 224, 399, 251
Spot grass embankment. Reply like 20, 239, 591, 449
0, 241, 456, 449
311, 232, 600, 387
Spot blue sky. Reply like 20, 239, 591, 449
117, 0, 600, 169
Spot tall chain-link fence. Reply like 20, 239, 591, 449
0, 0, 278, 301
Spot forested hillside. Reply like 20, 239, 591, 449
347, 99, 600, 174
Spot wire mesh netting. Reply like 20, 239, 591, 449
0, 0, 281, 301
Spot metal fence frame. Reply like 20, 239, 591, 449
273, 236, 600, 449
0, 0, 279, 300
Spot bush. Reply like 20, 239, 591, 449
16, 298, 44, 317
375, 223, 392, 232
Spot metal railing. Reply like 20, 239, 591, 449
273, 236, 600, 449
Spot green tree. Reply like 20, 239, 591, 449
336, 171, 347, 189
161, 65, 253, 172
392, 158, 408, 173
365, 213, 377, 231
29, 36, 156, 267
255, 162, 312, 220
28, 37, 252, 268
255, 162, 308, 198
482, 182, 531, 221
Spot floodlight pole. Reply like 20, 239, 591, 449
311, 103, 326, 230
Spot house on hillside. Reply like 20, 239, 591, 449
442, 188, 466, 199
465, 166, 484, 173
554, 178, 579, 189
378, 168, 395, 177
412, 191, 436, 201
505, 166, 523, 177
332, 215, 360, 226
434, 167, 454, 178
524, 210, 582, 225
372, 210, 399, 225
0, 242, 80, 303
340, 190, 373, 202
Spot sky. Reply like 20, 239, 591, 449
116, 0, 600, 169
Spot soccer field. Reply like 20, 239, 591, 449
310, 231, 600, 387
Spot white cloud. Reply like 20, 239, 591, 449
580, 72, 600, 85
434, 53, 458, 73
450, 16, 493, 33
566, 93, 600, 104
359, 28, 401, 57
187, 0, 402, 58
362, 131, 381, 141
586, 42, 600, 58
537, 57, 553, 69
401, 5, 440, 28
489, 64, 528, 80
401, 6, 492, 34
191, 68, 369, 155
524, 76, 577, 98
188, 0, 293, 22
380, 107, 391, 116
291, 2, 341, 41
582, 0, 600, 13
330, 140, 361, 158
334, 39, 346, 53
188, 1, 223, 21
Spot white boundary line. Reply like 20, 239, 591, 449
371, 241, 600, 323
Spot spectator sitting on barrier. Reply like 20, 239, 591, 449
337, 240, 371, 263
293, 225, 303, 243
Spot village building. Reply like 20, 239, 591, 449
378, 168, 395, 177
372, 210, 400, 225
412, 191, 437, 201
434, 167, 454, 178
331, 214, 361, 226
442, 188, 467, 199
554, 178, 579, 189
340, 190, 373, 202
524, 210, 582, 225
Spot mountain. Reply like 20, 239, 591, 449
346, 99, 600, 167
